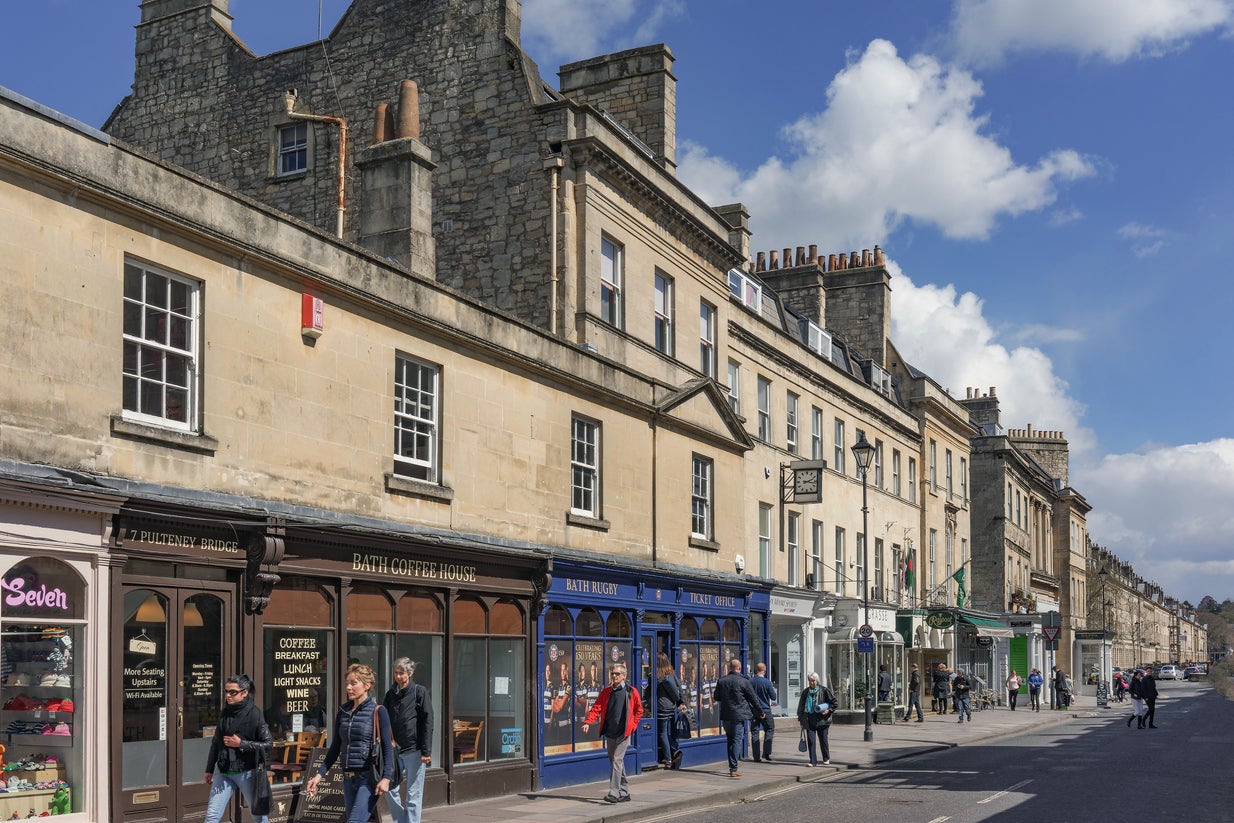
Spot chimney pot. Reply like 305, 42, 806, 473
808, 244, 818, 262
769, 249, 779, 269
990, 387, 997, 397
796, 246, 806, 266
372, 103, 390, 145
862, 248, 871, 266
396, 80, 421, 140
874, 245, 884, 265
756, 251, 766, 272
828, 253, 838, 271
783, 248, 793, 268
850, 251, 860, 268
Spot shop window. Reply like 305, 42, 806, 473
454, 597, 526, 765
264, 581, 333, 742
721, 619, 740, 643
348, 586, 394, 630
2, 559, 84, 815
605, 611, 631, 638
700, 618, 720, 642
491, 600, 522, 635
543, 605, 572, 636
397, 592, 442, 633
575, 608, 602, 636
680, 618, 699, 641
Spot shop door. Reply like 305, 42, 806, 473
118, 584, 235, 822
635, 631, 671, 768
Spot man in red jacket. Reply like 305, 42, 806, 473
582, 662, 644, 803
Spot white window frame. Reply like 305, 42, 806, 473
929, 439, 938, 490
277, 123, 308, 176
960, 457, 968, 503
892, 449, 901, 496
759, 503, 773, 577
393, 354, 441, 482
699, 300, 717, 378
787, 512, 800, 586
811, 407, 823, 460
810, 520, 824, 590
875, 538, 884, 601
600, 235, 624, 328
804, 320, 832, 360
946, 448, 954, 499
756, 376, 771, 441
786, 392, 799, 454
874, 439, 884, 488
654, 271, 674, 355
908, 457, 917, 503
122, 259, 200, 432
728, 268, 762, 312
856, 533, 866, 597
691, 455, 713, 539
833, 419, 846, 474
571, 415, 600, 517
835, 527, 846, 595
727, 360, 741, 415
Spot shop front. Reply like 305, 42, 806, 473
109, 507, 546, 822
0, 484, 116, 822
826, 603, 903, 722
952, 612, 1012, 696
767, 589, 828, 718
537, 560, 771, 789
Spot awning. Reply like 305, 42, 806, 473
957, 614, 1014, 639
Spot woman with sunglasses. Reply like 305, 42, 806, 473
204, 674, 273, 823
306, 663, 397, 823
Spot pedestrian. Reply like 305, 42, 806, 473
901, 663, 924, 722
876, 664, 892, 703
1140, 666, 1158, 728
948, 667, 960, 713
382, 658, 433, 823
305, 664, 396, 823
1053, 666, 1068, 709
203, 674, 272, 823
1005, 669, 1021, 710
952, 669, 973, 722
1126, 669, 1147, 728
749, 661, 777, 763
582, 662, 643, 803
1113, 671, 1127, 702
796, 672, 836, 766
1061, 670, 1073, 708
712, 658, 764, 777
932, 663, 951, 715
1027, 668, 1043, 712
655, 653, 686, 769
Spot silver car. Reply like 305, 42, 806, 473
1157, 664, 1182, 680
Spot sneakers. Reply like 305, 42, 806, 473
822, 759, 830, 765
729, 770, 741, 778
804, 763, 814, 768
671, 750, 683, 769
38, 673, 58, 687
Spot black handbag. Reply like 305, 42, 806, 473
251, 748, 273, 816
370, 706, 404, 790
797, 729, 807, 753
672, 708, 692, 740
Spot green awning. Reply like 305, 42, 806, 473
957, 614, 1014, 638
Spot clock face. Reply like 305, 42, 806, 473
794, 469, 819, 494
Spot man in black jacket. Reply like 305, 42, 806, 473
1140, 666, 1159, 728
383, 658, 434, 823
902, 663, 924, 722
712, 658, 764, 778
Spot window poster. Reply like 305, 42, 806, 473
270, 631, 327, 733
573, 641, 604, 751
699, 644, 720, 736
678, 648, 697, 731
543, 642, 573, 755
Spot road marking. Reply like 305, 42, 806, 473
977, 779, 1032, 804
926, 817, 951, 822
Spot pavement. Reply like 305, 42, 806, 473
423, 694, 1118, 823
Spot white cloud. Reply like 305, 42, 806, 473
1008, 323, 1087, 346
951, 0, 1234, 65
1118, 222, 1168, 258
519, 0, 682, 69
678, 40, 1095, 252
1048, 206, 1085, 227
886, 260, 1092, 452
1078, 439, 1234, 603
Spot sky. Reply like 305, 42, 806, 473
1, 0, 1232, 607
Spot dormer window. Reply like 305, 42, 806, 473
728, 268, 761, 312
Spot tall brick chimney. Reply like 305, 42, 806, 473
558, 45, 677, 171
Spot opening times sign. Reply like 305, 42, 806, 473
272, 632, 326, 716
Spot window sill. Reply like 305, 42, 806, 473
566, 512, 610, 531
385, 473, 454, 502
689, 536, 720, 552
110, 415, 218, 454
271, 170, 309, 183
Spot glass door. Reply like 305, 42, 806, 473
635, 631, 671, 768
119, 584, 234, 822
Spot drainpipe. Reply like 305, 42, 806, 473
544, 155, 564, 335
284, 90, 348, 238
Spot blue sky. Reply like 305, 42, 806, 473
2, 0, 1232, 607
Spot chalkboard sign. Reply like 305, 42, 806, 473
290, 748, 345, 822
1096, 682, 1108, 708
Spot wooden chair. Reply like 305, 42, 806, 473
452, 720, 482, 764
269, 730, 326, 783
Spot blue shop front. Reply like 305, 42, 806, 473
538, 560, 772, 789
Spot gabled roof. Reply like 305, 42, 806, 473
655, 377, 754, 452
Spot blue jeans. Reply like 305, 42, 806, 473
955, 694, 972, 720
656, 716, 679, 764
341, 771, 378, 823
387, 751, 427, 823
722, 720, 746, 772
204, 769, 269, 823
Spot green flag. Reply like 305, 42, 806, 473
953, 568, 966, 608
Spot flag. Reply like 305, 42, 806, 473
904, 550, 915, 590
953, 568, 966, 608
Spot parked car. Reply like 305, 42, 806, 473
1183, 666, 1206, 680
1158, 664, 1182, 680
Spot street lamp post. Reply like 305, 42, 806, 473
851, 432, 876, 744
1098, 566, 1109, 687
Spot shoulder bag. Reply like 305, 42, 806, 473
672, 707, 693, 740
370, 706, 404, 790
251, 746, 272, 816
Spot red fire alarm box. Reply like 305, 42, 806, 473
301, 293, 324, 338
